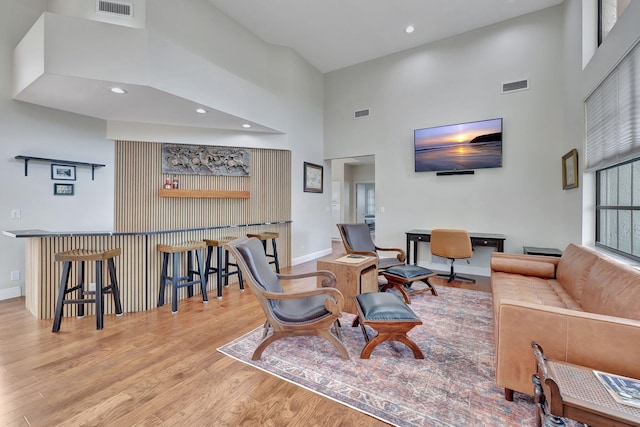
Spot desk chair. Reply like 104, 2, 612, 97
430, 229, 476, 283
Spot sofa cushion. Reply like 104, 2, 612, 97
555, 244, 600, 305
580, 256, 640, 321
492, 272, 583, 310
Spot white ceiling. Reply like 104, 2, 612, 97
14, 0, 565, 133
207, 0, 565, 73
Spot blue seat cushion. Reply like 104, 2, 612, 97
355, 292, 419, 321
384, 265, 434, 279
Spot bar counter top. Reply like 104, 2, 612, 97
3, 221, 292, 238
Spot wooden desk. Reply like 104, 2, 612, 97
532, 342, 640, 427
405, 229, 505, 265
317, 254, 378, 314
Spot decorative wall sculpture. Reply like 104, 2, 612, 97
162, 144, 251, 176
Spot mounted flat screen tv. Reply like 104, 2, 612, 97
414, 118, 503, 173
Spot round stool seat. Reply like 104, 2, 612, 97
158, 241, 206, 254
55, 248, 121, 262
247, 232, 279, 240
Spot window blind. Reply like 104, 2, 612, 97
585, 41, 640, 172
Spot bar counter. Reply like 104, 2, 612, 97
4, 221, 291, 319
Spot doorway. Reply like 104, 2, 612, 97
330, 155, 375, 240
356, 182, 375, 235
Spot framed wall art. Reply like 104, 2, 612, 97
562, 148, 579, 190
51, 164, 76, 181
303, 162, 323, 193
53, 183, 74, 196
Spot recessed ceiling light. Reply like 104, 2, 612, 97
405, 25, 415, 34
109, 87, 127, 94
242, 124, 251, 128
195, 108, 207, 114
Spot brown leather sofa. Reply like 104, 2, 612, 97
490, 243, 640, 400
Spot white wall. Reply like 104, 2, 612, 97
0, 1, 114, 300
325, 6, 568, 273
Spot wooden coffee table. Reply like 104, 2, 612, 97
532, 342, 640, 427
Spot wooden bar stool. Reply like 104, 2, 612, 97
246, 232, 280, 273
52, 248, 123, 332
157, 241, 208, 313
203, 237, 244, 299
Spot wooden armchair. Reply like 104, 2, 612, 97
337, 223, 406, 270
224, 237, 349, 360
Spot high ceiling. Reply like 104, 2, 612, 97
14, 0, 565, 133
207, 0, 565, 73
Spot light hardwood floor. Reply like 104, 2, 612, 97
0, 242, 489, 426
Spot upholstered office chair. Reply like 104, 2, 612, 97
224, 237, 349, 360
337, 223, 406, 270
430, 229, 476, 283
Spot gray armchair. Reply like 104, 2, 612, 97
224, 237, 349, 360
337, 223, 406, 270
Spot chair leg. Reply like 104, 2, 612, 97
107, 258, 123, 316
196, 248, 208, 303
271, 238, 280, 273
95, 260, 104, 330
186, 250, 194, 298
77, 261, 85, 318
216, 246, 223, 299
52, 261, 71, 332
437, 259, 476, 283
158, 253, 169, 307
318, 329, 350, 359
171, 252, 180, 314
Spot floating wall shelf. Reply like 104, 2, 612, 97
15, 155, 105, 180
159, 189, 250, 199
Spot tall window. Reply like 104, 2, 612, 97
598, 0, 631, 45
596, 159, 640, 260
586, 39, 640, 260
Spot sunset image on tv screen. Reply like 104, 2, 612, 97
414, 118, 502, 172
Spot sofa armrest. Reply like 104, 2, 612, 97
495, 299, 640, 396
491, 253, 559, 278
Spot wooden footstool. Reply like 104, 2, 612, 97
352, 292, 424, 359
380, 265, 437, 304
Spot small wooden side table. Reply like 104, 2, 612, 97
532, 342, 640, 427
317, 254, 378, 314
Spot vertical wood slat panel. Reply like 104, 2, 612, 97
114, 142, 291, 234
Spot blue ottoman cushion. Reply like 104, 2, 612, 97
384, 265, 433, 279
355, 292, 419, 321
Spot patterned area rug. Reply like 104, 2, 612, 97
218, 285, 538, 426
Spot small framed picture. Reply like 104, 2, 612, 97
53, 183, 74, 196
303, 162, 323, 193
562, 149, 579, 190
51, 164, 76, 181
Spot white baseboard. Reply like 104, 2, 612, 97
0, 286, 22, 301
292, 248, 333, 266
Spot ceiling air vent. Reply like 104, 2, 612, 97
97, 0, 133, 17
502, 79, 529, 94
354, 108, 371, 119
